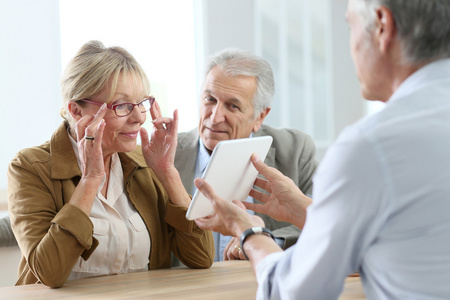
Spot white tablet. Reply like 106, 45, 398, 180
185, 136, 273, 220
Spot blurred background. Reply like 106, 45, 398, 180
0, 0, 386, 207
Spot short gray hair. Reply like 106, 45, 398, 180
203, 48, 275, 118
355, 0, 450, 64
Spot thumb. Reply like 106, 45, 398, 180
194, 178, 221, 205
251, 153, 269, 176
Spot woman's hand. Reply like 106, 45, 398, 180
245, 154, 311, 229
75, 103, 107, 183
140, 100, 178, 177
194, 178, 264, 237
141, 101, 190, 208
70, 103, 107, 215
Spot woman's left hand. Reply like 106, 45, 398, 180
140, 100, 178, 177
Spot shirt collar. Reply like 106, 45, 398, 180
197, 138, 211, 174
196, 132, 255, 173
389, 58, 450, 104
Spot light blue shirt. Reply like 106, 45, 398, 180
256, 58, 450, 299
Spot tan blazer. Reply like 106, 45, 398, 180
174, 124, 318, 248
8, 122, 214, 287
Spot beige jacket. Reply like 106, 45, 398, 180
8, 122, 214, 287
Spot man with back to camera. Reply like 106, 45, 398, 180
174, 48, 318, 261
192, 0, 450, 298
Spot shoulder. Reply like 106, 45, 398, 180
177, 128, 198, 148
10, 141, 51, 167
255, 124, 316, 151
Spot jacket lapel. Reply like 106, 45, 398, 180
175, 128, 198, 195
254, 125, 276, 168
50, 122, 82, 180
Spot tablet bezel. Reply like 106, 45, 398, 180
185, 136, 273, 220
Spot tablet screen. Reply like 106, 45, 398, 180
185, 136, 273, 220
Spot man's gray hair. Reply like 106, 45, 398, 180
356, 0, 450, 64
204, 48, 275, 118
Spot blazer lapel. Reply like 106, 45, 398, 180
175, 128, 199, 195
254, 125, 276, 168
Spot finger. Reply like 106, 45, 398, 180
140, 127, 150, 149
231, 199, 247, 210
76, 115, 95, 141
223, 241, 233, 257
152, 117, 174, 130
254, 177, 271, 193
85, 104, 108, 137
194, 178, 221, 205
227, 248, 239, 261
224, 243, 238, 261
172, 109, 179, 133
249, 189, 269, 204
238, 248, 247, 260
92, 119, 106, 146
194, 217, 215, 231
242, 201, 264, 214
223, 237, 237, 256
150, 99, 162, 120
250, 153, 275, 181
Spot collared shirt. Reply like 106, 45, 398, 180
255, 58, 450, 299
67, 135, 150, 280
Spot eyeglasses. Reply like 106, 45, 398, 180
77, 97, 155, 117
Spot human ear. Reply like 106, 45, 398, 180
252, 107, 271, 133
374, 6, 396, 53
67, 101, 83, 121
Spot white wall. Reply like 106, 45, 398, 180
0, 0, 61, 286
200, 0, 363, 160
329, 0, 365, 137
0, 0, 62, 205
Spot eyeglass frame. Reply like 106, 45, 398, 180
76, 96, 155, 117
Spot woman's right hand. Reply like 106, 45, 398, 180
69, 104, 107, 215
75, 104, 107, 182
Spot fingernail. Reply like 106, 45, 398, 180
252, 153, 260, 162
98, 119, 105, 129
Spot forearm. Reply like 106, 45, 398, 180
69, 177, 102, 215
13, 204, 95, 287
243, 234, 283, 273
165, 202, 215, 268
287, 194, 311, 229
156, 168, 191, 208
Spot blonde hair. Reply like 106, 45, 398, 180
60, 40, 150, 128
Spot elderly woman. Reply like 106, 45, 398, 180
7, 40, 214, 287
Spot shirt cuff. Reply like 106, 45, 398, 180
274, 237, 285, 248
255, 251, 285, 299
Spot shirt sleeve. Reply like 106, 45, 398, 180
255, 126, 391, 299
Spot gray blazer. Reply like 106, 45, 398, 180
174, 124, 318, 248
0, 215, 17, 247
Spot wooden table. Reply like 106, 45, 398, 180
0, 261, 365, 299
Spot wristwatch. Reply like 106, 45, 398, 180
240, 227, 275, 260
